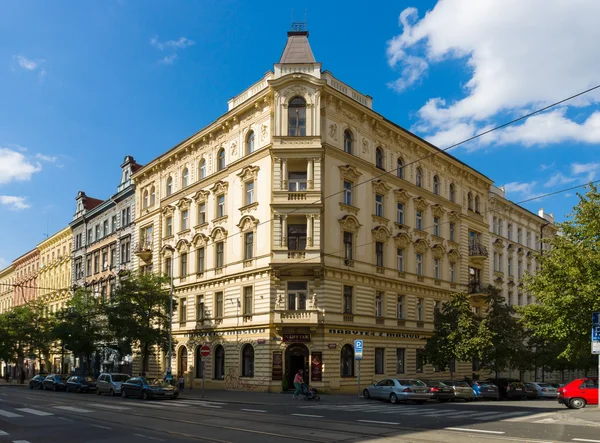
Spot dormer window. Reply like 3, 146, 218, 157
246, 131, 255, 155
288, 97, 306, 136
375, 147, 384, 170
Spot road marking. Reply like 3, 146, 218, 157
358, 419, 399, 425
291, 413, 324, 418
92, 404, 130, 411
573, 439, 600, 443
241, 409, 267, 413
13, 440, 31, 443
446, 427, 505, 435
54, 406, 93, 413
177, 400, 228, 406
503, 411, 549, 422
92, 424, 112, 430
0, 430, 7, 436
16, 408, 53, 416
0, 409, 23, 418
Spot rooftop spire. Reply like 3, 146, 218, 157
279, 21, 315, 64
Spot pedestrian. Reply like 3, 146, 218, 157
293, 369, 303, 399
178, 375, 184, 391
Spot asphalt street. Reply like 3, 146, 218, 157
1, 386, 599, 443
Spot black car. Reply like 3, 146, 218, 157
66, 375, 97, 393
120, 377, 179, 400
421, 380, 455, 402
42, 374, 69, 391
28, 374, 47, 390
486, 378, 527, 400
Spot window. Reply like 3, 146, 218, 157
102, 250, 108, 270
95, 224, 100, 240
518, 260, 523, 278
94, 254, 100, 274
396, 349, 405, 374
199, 160, 206, 179
450, 262, 455, 282
434, 258, 440, 280
375, 194, 384, 217
416, 211, 423, 230
343, 130, 353, 154
375, 147, 384, 170
508, 257, 513, 276
397, 158, 404, 179
122, 207, 131, 226
433, 175, 440, 195
397, 203, 404, 224
179, 297, 187, 322
396, 248, 405, 272
215, 194, 226, 218
150, 187, 156, 206
143, 190, 149, 209
375, 292, 383, 317
288, 224, 307, 250
181, 209, 189, 231
416, 253, 423, 276
165, 216, 173, 237
492, 217, 497, 234
343, 286, 353, 314
535, 235, 540, 250
526, 231, 531, 248
467, 192, 473, 210
166, 177, 173, 196
416, 298, 424, 321
288, 171, 307, 191
86, 257, 92, 277
111, 216, 117, 233
288, 97, 307, 136
243, 286, 253, 315
433, 217, 440, 236
198, 203, 206, 225
182, 168, 189, 188
103, 220, 109, 238
246, 131, 255, 155
375, 242, 384, 267
217, 149, 225, 171
88, 228, 93, 244
214, 345, 224, 380
245, 181, 254, 206
197, 295, 204, 320
110, 247, 116, 268
449, 222, 455, 242
196, 247, 205, 273
517, 227, 522, 244
343, 232, 353, 260
241, 344, 254, 377
474, 195, 480, 213
375, 348, 385, 374
416, 349, 425, 373
180, 253, 188, 277
343, 181, 353, 206
121, 239, 130, 263
165, 257, 172, 277
287, 281, 307, 310
416, 167, 423, 187
498, 219, 503, 236
244, 232, 254, 260
215, 242, 224, 268
397, 295, 405, 319
215, 292, 223, 318
449, 183, 455, 202
340, 344, 354, 377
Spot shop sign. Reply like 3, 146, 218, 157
184, 328, 266, 338
282, 333, 311, 343
327, 344, 337, 349
311, 352, 322, 382
272, 351, 283, 381
328, 329, 424, 339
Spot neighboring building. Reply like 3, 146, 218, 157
0, 264, 14, 314
132, 27, 495, 392
12, 248, 40, 308
38, 226, 73, 314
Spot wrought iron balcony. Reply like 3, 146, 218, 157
273, 309, 321, 325
133, 239, 153, 262
468, 281, 486, 295
469, 243, 488, 258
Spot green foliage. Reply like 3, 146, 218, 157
520, 184, 600, 364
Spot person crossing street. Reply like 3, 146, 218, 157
293, 369, 304, 399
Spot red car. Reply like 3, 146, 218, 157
558, 377, 598, 409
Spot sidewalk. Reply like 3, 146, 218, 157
178, 388, 360, 406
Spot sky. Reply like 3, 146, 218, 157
1, 0, 600, 268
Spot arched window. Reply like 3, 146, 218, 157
474, 195, 480, 213
217, 149, 225, 171
468, 192, 473, 210
199, 159, 206, 179
340, 344, 354, 377
246, 131, 255, 155
178, 347, 188, 376
449, 183, 455, 202
433, 175, 440, 195
241, 344, 254, 377
416, 167, 423, 187
343, 130, 353, 154
397, 158, 404, 179
150, 186, 156, 206
195, 346, 204, 378
288, 97, 307, 136
375, 147, 384, 170
143, 190, 149, 209
166, 177, 173, 197
182, 168, 189, 188
214, 345, 225, 380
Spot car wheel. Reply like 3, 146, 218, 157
121, 389, 127, 398
76, 387, 81, 393
142, 390, 150, 401
363, 389, 370, 399
96, 389, 101, 395
390, 393, 398, 404
570, 398, 586, 409
53, 385, 57, 392
109, 389, 114, 397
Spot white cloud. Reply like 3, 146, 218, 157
0, 195, 30, 210
151, 36, 194, 64
0, 148, 42, 184
387, 0, 600, 148
159, 54, 178, 65
15, 55, 38, 70
35, 153, 57, 163
539, 162, 555, 172
571, 162, 600, 181
544, 172, 576, 188
503, 181, 538, 201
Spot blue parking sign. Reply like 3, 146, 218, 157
592, 313, 600, 355
354, 339, 363, 361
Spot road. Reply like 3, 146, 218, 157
1, 386, 600, 443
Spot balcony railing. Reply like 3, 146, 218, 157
469, 244, 488, 257
273, 310, 321, 324
134, 239, 153, 261
468, 281, 485, 294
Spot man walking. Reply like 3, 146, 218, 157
293, 369, 303, 399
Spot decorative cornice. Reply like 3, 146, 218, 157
338, 164, 362, 182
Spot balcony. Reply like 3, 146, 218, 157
469, 243, 488, 264
133, 239, 152, 262
273, 249, 321, 264
468, 281, 486, 302
273, 309, 322, 327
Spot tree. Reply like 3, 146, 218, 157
423, 292, 492, 378
520, 184, 600, 365
105, 273, 174, 375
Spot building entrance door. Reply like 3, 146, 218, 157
285, 343, 309, 390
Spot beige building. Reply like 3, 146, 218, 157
38, 227, 73, 315
0, 265, 14, 315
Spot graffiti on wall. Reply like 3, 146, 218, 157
224, 368, 269, 391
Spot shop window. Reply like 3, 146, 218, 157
396, 348, 405, 374
375, 348, 385, 374
340, 344, 354, 377
214, 345, 225, 380
241, 344, 254, 377
416, 349, 425, 373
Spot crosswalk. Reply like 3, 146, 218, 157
0, 429, 29, 443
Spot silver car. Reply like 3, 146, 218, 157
443, 380, 476, 401
363, 378, 432, 404
96, 373, 130, 396
526, 382, 558, 398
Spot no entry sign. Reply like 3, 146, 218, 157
200, 345, 211, 357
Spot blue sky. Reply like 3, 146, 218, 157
1, 0, 599, 267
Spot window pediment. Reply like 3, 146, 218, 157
371, 225, 392, 242
175, 198, 191, 210
175, 239, 190, 252
191, 190, 210, 202
413, 196, 429, 211
493, 238, 505, 250
192, 233, 209, 247
162, 206, 175, 216
393, 233, 411, 248
237, 215, 259, 231
448, 248, 460, 262
448, 211, 460, 222
161, 244, 174, 257
338, 215, 362, 233
394, 188, 411, 203
431, 204, 446, 217
432, 244, 446, 259
414, 238, 429, 254
338, 164, 362, 182
237, 165, 260, 182
372, 180, 392, 195
210, 180, 229, 195
210, 226, 228, 241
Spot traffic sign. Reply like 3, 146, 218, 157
354, 339, 363, 361
200, 345, 211, 357
593, 313, 600, 355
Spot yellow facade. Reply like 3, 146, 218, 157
37, 226, 73, 313
0, 265, 14, 314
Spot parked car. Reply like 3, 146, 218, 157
42, 374, 69, 391
28, 374, 46, 390
66, 375, 97, 393
524, 383, 539, 399
526, 382, 557, 399
469, 381, 500, 400
485, 378, 527, 400
442, 380, 476, 402
363, 379, 432, 404
420, 380, 455, 402
120, 377, 179, 400
97, 373, 130, 396
558, 377, 598, 409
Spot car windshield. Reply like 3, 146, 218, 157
425, 380, 446, 387
85, 376, 95, 382
454, 381, 470, 387
142, 378, 170, 387
537, 383, 553, 388
112, 375, 129, 382
399, 379, 426, 386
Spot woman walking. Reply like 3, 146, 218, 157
293, 369, 304, 399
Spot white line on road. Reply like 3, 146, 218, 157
0, 430, 7, 436
357, 419, 399, 425
291, 413, 324, 418
13, 440, 31, 443
502, 411, 547, 422
92, 404, 130, 411
54, 406, 93, 413
92, 424, 112, 430
16, 408, 53, 416
573, 439, 600, 443
446, 427, 505, 435
0, 409, 22, 418
241, 409, 267, 413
